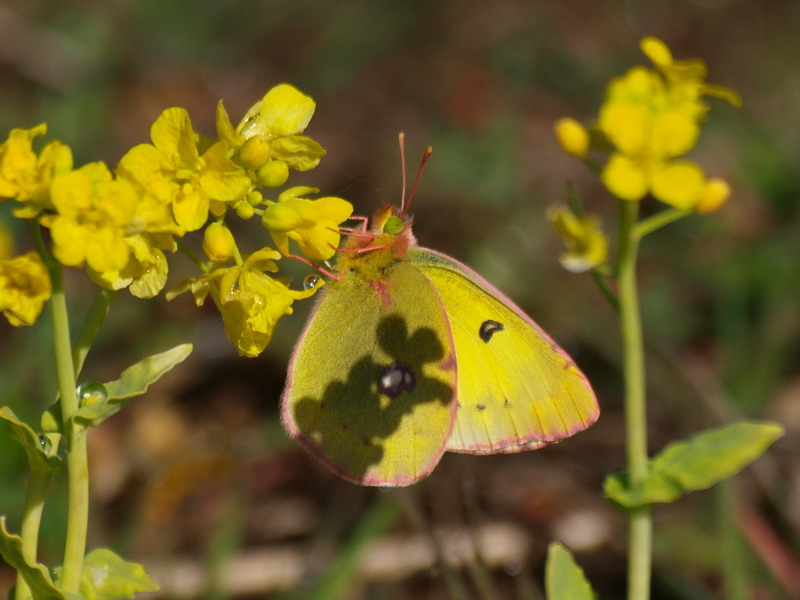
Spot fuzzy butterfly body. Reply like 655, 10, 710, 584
281, 203, 599, 486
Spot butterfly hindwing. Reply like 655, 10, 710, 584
282, 261, 457, 486
409, 247, 599, 454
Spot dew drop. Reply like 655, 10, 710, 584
304, 274, 321, 290
76, 381, 108, 406
38, 434, 52, 453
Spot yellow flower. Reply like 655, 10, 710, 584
168, 248, 319, 357
261, 186, 353, 261
87, 233, 175, 298
45, 162, 137, 273
0, 252, 51, 326
216, 84, 326, 178
595, 39, 740, 209
548, 206, 608, 273
118, 107, 251, 234
554, 117, 590, 157
640, 37, 742, 108
0, 124, 73, 217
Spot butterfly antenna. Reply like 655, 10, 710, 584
404, 144, 433, 217
399, 132, 408, 214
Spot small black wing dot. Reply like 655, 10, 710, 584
479, 320, 504, 343
475, 403, 486, 412
377, 361, 417, 398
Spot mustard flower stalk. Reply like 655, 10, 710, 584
617, 201, 651, 600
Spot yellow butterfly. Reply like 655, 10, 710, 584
282, 145, 598, 486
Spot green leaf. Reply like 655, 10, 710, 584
545, 542, 596, 600
72, 344, 192, 428
605, 421, 784, 509
78, 549, 158, 600
0, 517, 64, 600
0, 407, 62, 473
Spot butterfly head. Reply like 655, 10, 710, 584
373, 204, 412, 237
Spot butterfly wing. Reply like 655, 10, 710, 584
282, 261, 458, 486
409, 247, 599, 454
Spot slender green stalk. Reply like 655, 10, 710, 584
617, 200, 652, 600
175, 237, 207, 271
73, 288, 116, 378
15, 470, 52, 600
633, 208, 691, 241
591, 270, 619, 313
718, 480, 748, 600
394, 488, 474, 600
47, 263, 89, 594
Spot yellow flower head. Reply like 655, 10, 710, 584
168, 248, 319, 357
87, 232, 175, 298
45, 162, 137, 274
0, 251, 51, 326
118, 108, 251, 234
595, 38, 740, 209
216, 84, 327, 177
261, 186, 353, 261
0, 124, 73, 217
548, 206, 608, 273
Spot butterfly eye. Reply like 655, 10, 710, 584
383, 215, 404, 235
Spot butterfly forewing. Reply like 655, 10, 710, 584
282, 262, 457, 486
409, 247, 599, 454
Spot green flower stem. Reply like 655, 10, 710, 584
15, 470, 52, 600
175, 238, 207, 272
73, 288, 116, 378
47, 263, 88, 594
591, 270, 619, 313
633, 208, 691, 241
617, 200, 652, 600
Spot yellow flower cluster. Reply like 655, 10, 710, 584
556, 37, 739, 211
552, 37, 739, 274
0, 84, 352, 356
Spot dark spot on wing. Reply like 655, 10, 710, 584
476, 403, 486, 412
479, 320, 504, 343
377, 361, 416, 398
503, 398, 511, 408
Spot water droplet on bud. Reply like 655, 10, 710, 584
77, 381, 108, 406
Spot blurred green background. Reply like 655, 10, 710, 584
1, 1, 798, 598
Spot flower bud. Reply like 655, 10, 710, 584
237, 136, 271, 170
246, 190, 264, 206
202, 222, 235, 262
695, 177, 730, 214
235, 201, 255, 220
256, 160, 289, 188
555, 117, 590, 157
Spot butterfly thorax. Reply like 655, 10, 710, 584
333, 205, 416, 285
